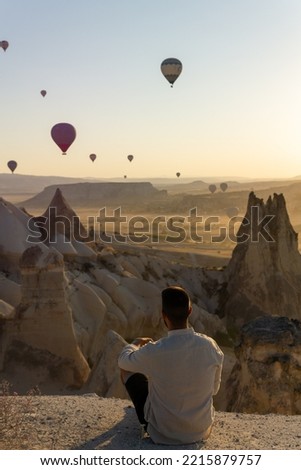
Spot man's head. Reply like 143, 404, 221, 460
161, 286, 191, 329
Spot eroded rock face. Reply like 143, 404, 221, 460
85, 330, 129, 399
222, 192, 301, 332
0, 245, 90, 389
226, 316, 301, 414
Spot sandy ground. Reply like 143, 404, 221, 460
1, 395, 301, 450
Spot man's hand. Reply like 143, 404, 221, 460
131, 337, 154, 347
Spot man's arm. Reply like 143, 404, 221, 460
213, 350, 224, 395
118, 337, 154, 374
131, 337, 153, 347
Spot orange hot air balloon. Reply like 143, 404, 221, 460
40, 90, 47, 97
208, 184, 217, 194
127, 154, 134, 162
51, 123, 76, 155
176, 172, 181, 178
0, 40, 9, 51
7, 160, 17, 173
89, 153, 96, 162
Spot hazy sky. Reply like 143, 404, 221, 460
1, 0, 301, 179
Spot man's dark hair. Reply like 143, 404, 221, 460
161, 286, 191, 326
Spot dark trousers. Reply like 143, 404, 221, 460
124, 373, 148, 429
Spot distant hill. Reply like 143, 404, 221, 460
19, 181, 167, 210
155, 180, 241, 195
1, 173, 296, 197
154, 180, 208, 194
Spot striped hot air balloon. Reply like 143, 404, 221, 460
161, 58, 182, 87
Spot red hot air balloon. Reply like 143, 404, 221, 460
0, 40, 9, 51
40, 90, 47, 97
7, 160, 17, 173
127, 154, 134, 162
89, 153, 96, 162
51, 123, 76, 155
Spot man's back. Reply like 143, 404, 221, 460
118, 327, 224, 444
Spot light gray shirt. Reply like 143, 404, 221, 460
118, 327, 224, 445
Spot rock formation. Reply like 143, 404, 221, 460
221, 192, 301, 332
40, 187, 87, 241
33, 188, 96, 261
0, 245, 90, 390
226, 316, 301, 414
85, 330, 129, 399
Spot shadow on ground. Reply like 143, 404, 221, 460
75, 404, 204, 450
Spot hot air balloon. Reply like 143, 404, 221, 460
208, 184, 217, 194
226, 207, 239, 218
124, 175, 127, 179
89, 153, 96, 162
220, 182, 228, 192
176, 172, 181, 178
40, 90, 47, 97
0, 40, 9, 51
127, 154, 134, 162
51, 123, 76, 155
7, 160, 17, 173
161, 58, 182, 87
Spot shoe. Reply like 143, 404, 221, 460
140, 424, 148, 439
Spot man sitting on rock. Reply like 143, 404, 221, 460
118, 285, 224, 445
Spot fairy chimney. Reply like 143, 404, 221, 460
221, 192, 301, 333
